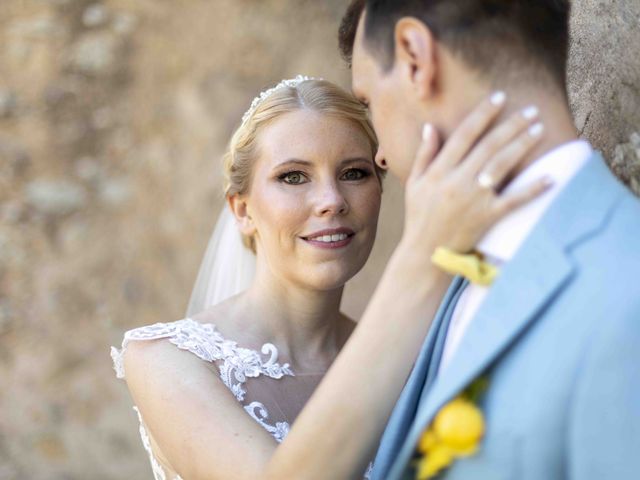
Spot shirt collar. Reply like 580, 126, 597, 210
477, 140, 593, 264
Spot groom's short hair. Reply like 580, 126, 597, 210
339, 0, 571, 89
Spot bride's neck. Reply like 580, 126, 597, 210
240, 266, 348, 366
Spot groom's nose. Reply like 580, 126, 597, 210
375, 147, 388, 170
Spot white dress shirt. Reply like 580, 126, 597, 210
437, 140, 594, 375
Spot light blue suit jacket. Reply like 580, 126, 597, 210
372, 154, 640, 480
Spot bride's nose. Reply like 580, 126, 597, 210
313, 182, 349, 216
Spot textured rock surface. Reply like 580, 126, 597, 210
568, 0, 640, 193
0, 1, 638, 478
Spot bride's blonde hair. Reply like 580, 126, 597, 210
223, 78, 382, 251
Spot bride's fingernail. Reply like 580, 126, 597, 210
490, 91, 506, 105
522, 105, 539, 120
529, 122, 544, 137
422, 123, 434, 140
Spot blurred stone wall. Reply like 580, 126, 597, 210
0, 0, 637, 478
568, 0, 640, 192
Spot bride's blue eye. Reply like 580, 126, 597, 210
278, 171, 308, 185
340, 168, 370, 181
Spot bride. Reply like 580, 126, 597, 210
112, 76, 547, 479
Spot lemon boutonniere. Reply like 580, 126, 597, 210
414, 377, 489, 480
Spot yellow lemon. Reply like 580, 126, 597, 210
432, 398, 484, 453
417, 429, 438, 454
416, 445, 453, 480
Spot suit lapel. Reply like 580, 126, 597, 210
372, 277, 466, 480
418, 281, 466, 404
388, 153, 625, 478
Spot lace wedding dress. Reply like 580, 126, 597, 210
111, 317, 372, 479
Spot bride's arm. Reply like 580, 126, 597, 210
271, 244, 451, 478
124, 94, 548, 480
123, 339, 277, 478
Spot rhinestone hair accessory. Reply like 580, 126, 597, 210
241, 75, 319, 125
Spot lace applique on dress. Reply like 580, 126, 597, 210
244, 401, 290, 443
133, 406, 174, 480
364, 462, 373, 479
111, 318, 295, 479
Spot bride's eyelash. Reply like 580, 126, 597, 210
341, 168, 372, 180
277, 170, 308, 184
276, 167, 372, 184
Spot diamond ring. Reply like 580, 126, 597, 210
477, 172, 495, 190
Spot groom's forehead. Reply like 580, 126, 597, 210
350, 16, 376, 95
350, 54, 369, 100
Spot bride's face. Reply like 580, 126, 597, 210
240, 109, 381, 291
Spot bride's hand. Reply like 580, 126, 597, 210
401, 92, 549, 257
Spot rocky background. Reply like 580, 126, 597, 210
0, 1, 638, 478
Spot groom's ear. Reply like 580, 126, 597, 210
228, 195, 256, 237
394, 18, 438, 102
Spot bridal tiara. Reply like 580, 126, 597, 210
241, 74, 320, 126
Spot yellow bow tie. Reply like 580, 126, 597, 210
431, 247, 499, 286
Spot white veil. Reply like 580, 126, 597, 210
186, 205, 256, 316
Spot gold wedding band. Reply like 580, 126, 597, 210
477, 172, 495, 190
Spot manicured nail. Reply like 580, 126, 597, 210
422, 123, 434, 141
528, 122, 544, 137
490, 91, 506, 105
522, 105, 539, 120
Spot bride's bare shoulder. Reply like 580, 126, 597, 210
189, 294, 240, 327
189, 292, 250, 338
121, 295, 247, 382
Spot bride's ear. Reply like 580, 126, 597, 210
228, 195, 256, 237
394, 18, 438, 102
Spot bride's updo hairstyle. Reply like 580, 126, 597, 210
223, 78, 382, 251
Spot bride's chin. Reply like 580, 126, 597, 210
298, 263, 363, 291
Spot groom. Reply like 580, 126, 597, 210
339, 1, 640, 479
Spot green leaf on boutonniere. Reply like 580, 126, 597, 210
462, 376, 489, 404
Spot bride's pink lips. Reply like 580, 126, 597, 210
300, 227, 355, 249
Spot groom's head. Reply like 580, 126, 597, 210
339, 0, 571, 181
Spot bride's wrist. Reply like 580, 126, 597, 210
396, 233, 438, 261
390, 238, 447, 284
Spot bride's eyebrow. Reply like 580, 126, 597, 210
341, 157, 374, 167
273, 159, 313, 170
272, 157, 372, 171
